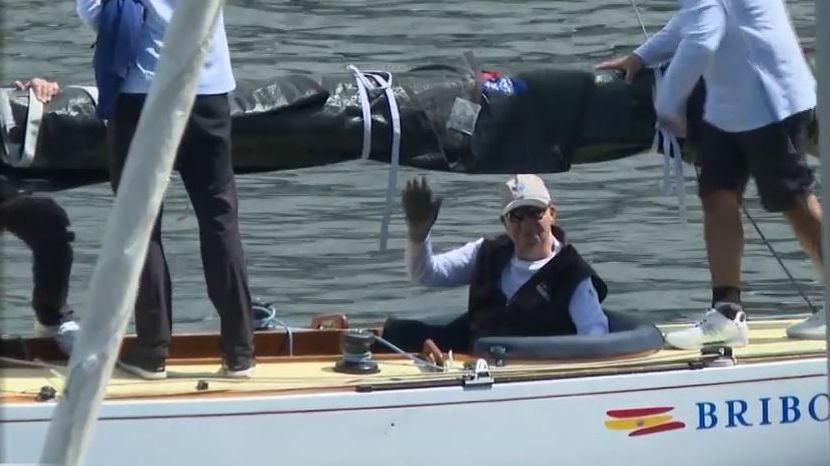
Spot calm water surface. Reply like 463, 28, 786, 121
0, 0, 820, 335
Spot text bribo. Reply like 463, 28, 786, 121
696, 393, 830, 429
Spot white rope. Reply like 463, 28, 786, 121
347, 65, 374, 160
0, 88, 21, 165
0, 87, 42, 168
0, 85, 99, 169
631, 0, 687, 223
20, 88, 44, 169
630, 0, 650, 41
347, 65, 402, 252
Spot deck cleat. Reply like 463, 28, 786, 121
462, 359, 494, 388
690, 346, 736, 368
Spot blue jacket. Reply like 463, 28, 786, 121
92, 0, 145, 120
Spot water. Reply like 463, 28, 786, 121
0, 0, 820, 335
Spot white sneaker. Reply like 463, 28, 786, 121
34, 320, 80, 355
786, 306, 826, 340
664, 306, 749, 350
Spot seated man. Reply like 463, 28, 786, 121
396, 174, 609, 351
0, 77, 79, 354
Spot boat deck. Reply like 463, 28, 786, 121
1, 319, 825, 403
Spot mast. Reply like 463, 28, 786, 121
817, 0, 830, 441
39, 1, 225, 464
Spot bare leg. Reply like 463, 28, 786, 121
783, 193, 823, 277
784, 192, 825, 339
701, 190, 744, 290
662, 190, 750, 350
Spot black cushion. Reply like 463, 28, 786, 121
381, 309, 665, 361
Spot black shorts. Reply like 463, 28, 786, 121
697, 109, 816, 212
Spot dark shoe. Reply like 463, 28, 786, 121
218, 359, 255, 379
117, 352, 167, 380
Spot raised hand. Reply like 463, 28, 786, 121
402, 176, 442, 242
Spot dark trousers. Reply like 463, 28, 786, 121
0, 194, 74, 326
381, 312, 471, 353
108, 93, 254, 365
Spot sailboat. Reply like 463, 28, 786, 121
1, 0, 828, 465
0, 314, 827, 465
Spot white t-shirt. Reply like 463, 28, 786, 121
405, 235, 609, 336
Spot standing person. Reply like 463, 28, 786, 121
596, 0, 823, 349
76, 0, 255, 379
1, 78, 79, 355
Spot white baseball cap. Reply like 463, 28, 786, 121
501, 174, 552, 216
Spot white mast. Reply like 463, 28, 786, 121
39, 1, 225, 464
817, 0, 830, 438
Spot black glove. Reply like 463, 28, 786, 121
402, 176, 442, 242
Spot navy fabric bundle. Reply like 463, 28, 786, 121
92, 0, 145, 120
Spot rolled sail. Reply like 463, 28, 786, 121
0, 64, 708, 193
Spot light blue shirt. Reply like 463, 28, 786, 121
76, 0, 236, 95
406, 236, 610, 336
633, 0, 815, 132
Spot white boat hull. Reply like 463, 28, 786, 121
3, 357, 828, 466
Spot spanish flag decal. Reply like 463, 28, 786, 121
604, 406, 686, 437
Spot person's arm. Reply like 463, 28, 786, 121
594, 11, 683, 83
655, 0, 726, 133
633, 13, 684, 66
406, 236, 483, 287
568, 278, 609, 336
77, 0, 103, 31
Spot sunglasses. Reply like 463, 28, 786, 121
506, 206, 547, 223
